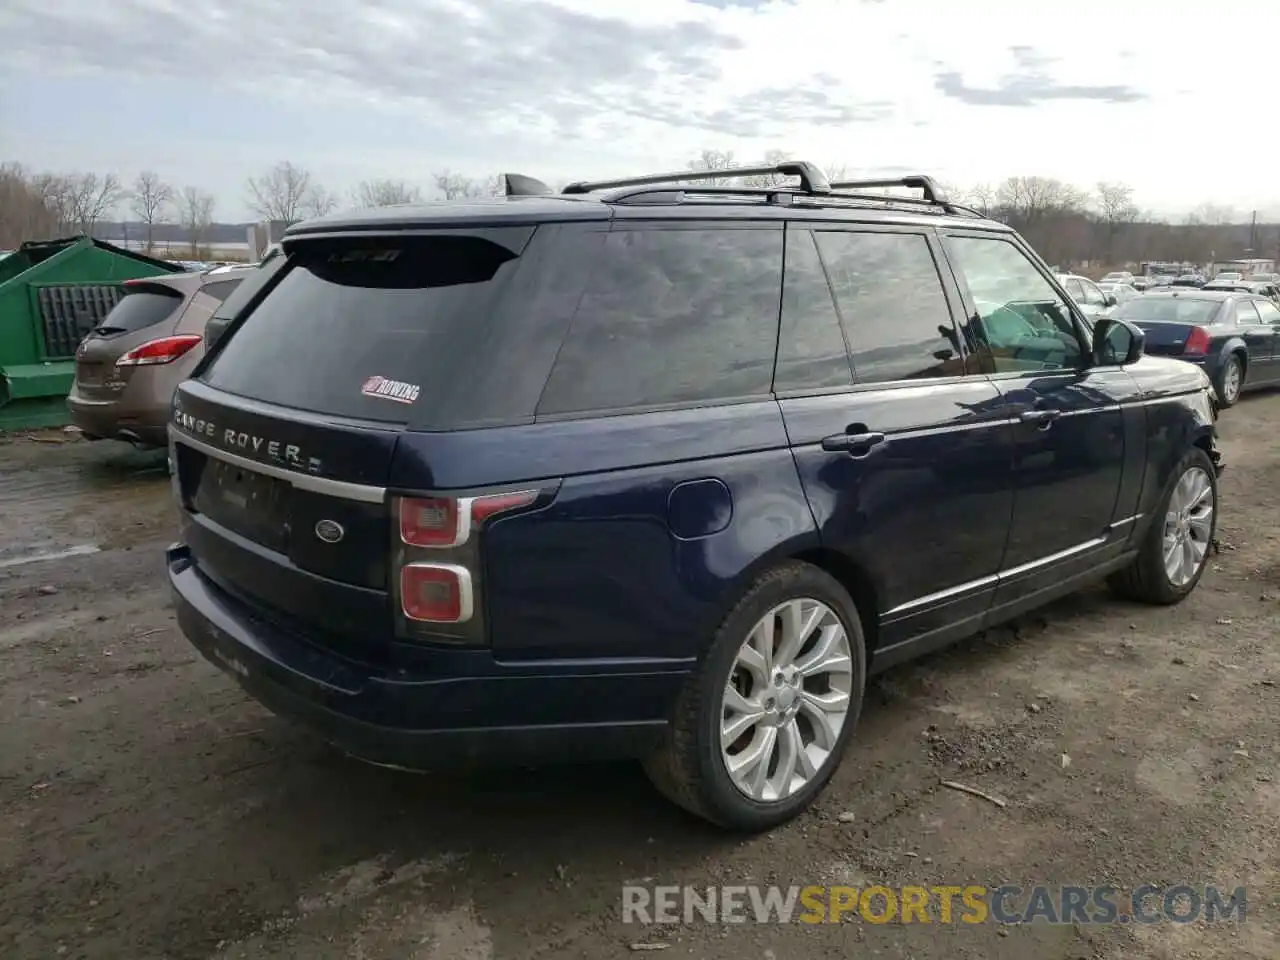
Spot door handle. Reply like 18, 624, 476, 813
821, 431, 886, 455
1020, 409, 1061, 427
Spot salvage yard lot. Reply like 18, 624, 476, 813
1, 401, 1278, 960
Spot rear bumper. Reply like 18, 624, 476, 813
167, 544, 688, 767
66, 389, 168, 447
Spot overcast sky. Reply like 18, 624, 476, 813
3, 0, 1277, 222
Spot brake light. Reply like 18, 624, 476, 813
1184, 326, 1211, 355
116, 334, 202, 366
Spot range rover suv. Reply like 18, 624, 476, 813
167, 162, 1223, 831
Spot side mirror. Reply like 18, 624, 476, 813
1104, 294, 1118, 307
1093, 317, 1144, 366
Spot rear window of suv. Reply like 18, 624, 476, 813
95, 285, 184, 335
200, 232, 526, 423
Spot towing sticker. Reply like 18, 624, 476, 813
361, 375, 420, 404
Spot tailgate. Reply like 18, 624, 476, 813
170, 380, 400, 659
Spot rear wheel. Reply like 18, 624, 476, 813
1215, 354, 1243, 407
643, 562, 866, 831
1108, 447, 1217, 604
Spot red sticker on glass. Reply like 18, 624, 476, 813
361, 375, 420, 404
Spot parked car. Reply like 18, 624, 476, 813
1172, 274, 1207, 287
67, 266, 254, 447
1099, 281, 1140, 309
166, 163, 1222, 830
1110, 288, 1280, 406
1057, 272, 1115, 324
1248, 272, 1280, 284
1131, 277, 1153, 292
1201, 279, 1280, 310
1101, 271, 1135, 285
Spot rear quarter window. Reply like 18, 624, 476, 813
535, 225, 783, 416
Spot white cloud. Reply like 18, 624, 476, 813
2, 0, 1278, 218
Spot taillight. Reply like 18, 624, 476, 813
401, 563, 474, 623
1184, 326, 1211, 355
393, 489, 540, 637
399, 491, 536, 549
116, 334, 202, 367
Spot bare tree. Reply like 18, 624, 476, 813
27, 172, 76, 234
995, 176, 1087, 222
684, 149, 737, 186
179, 186, 216, 257
130, 171, 174, 253
956, 183, 996, 216
353, 178, 424, 207
245, 161, 313, 223
1095, 181, 1140, 263
67, 172, 125, 236
0, 163, 64, 247
432, 169, 487, 200
1194, 202, 1235, 226
301, 184, 339, 219
993, 177, 1089, 268
824, 162, 849, 184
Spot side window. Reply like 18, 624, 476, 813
1065, 278, 1086, 300
1255, 300, 1280, 324
1235, 300, 1262, 324
1078, 281, 1106, 306
813, 230, 962, 384
200, 279, 243, 304
775, 229, 853, 392
944, 236, 1084, 374
536, 227, 783, 415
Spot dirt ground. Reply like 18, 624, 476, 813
1, 396, 1277, 960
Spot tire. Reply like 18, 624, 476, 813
1215, 354, 1243, 408
642, 561, 867, 831
1108, 446, 1217, 604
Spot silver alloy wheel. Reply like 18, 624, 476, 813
720, 598, 853, 802
1222, 359, 1241, 404
1163, 465, 1214, 587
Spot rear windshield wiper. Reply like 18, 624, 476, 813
92, 325, 127, 335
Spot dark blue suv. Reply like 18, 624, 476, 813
167, 162, 1222, 831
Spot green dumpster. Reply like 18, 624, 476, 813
0, 237, 183, 431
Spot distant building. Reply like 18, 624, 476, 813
1211, 258, 1276, 278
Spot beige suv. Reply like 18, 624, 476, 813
67, 266, 254, 448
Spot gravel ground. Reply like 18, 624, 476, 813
1, 396, 1278, 960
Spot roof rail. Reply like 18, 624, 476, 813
502, 173, 553, 196
562, 160, 831, 196
829, 175, 948, 204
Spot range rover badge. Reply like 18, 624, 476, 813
314, 519, 345, 543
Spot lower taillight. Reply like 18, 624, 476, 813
116, 334, 202, 366
392, 488, 543, 642
1184, 326, 1211, 355
401, 563, 474, 623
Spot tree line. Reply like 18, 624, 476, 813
2, 154, 1276, 270
0, 160, 509, 255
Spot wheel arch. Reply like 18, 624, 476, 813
694, 535, 883, 661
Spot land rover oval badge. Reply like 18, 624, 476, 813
314, 519, 345, 544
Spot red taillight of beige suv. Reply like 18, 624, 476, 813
392, 490, 540, 643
